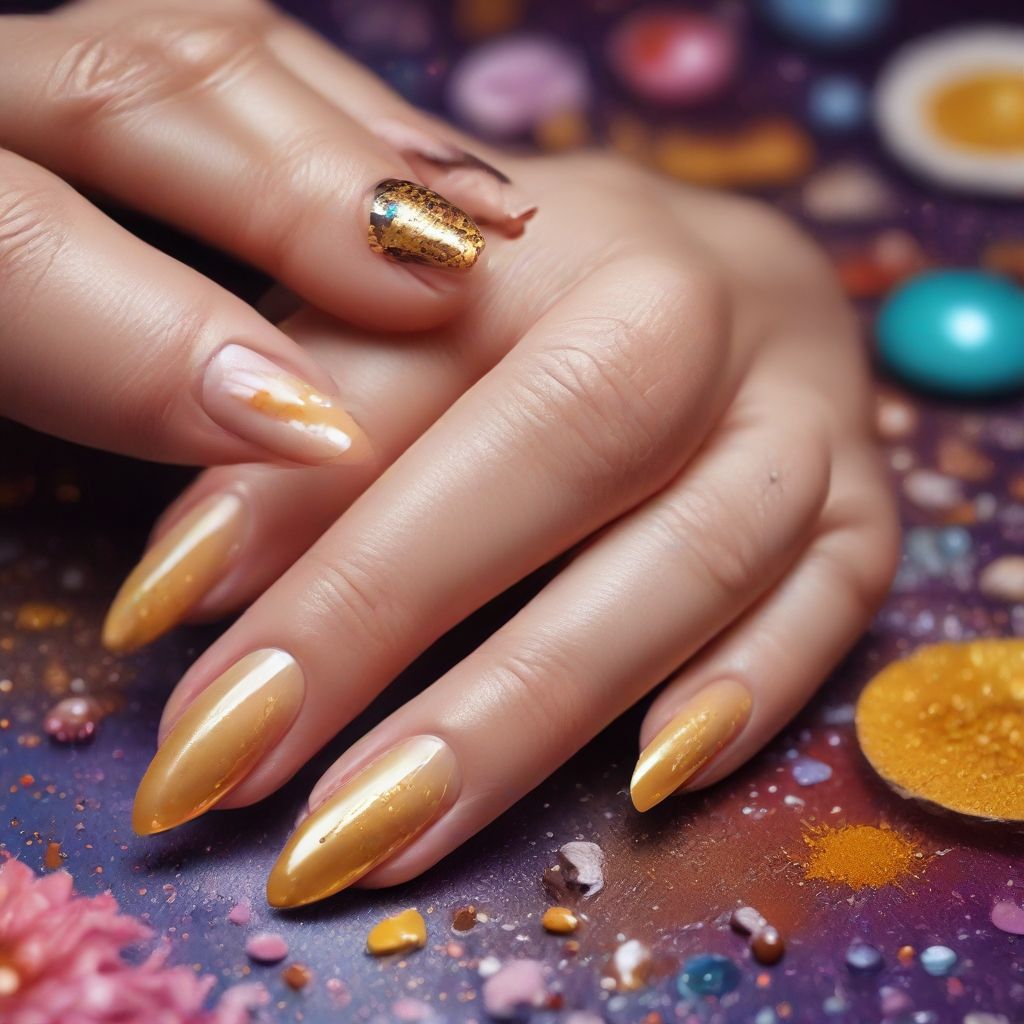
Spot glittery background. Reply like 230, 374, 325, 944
2, 1, 1024, 1022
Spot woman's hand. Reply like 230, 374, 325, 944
0, 0, 531, 466
121, 141, 900, 905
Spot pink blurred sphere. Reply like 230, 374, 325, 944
609, 9, 739, 105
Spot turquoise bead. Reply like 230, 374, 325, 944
877, 271, 1024, 397
678, 953, 741, 996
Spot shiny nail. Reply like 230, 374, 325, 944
266, 735, 457, 909
630, 679, 752, 813
133, 649, 304, 835
368, 179, 484, 270
202, 345, 372, 466
102, 492, 244, 652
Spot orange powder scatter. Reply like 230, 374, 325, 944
803, 824, 919, 889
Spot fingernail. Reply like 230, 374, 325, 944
102, 492, 245, 652
133, 649, 303, 835
266, 735, 458, 909
202, 345, 372, 466
630, 679, 752, 813
369, 179, 485, 271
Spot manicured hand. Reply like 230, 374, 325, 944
115, 46, 900, 907
0, 0, 527, 468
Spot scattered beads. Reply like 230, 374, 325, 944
751, 927, 785, 965
282, 963, 312, 990
920, 945, 957, 976
452, 904, 478, 932
245, 933, 289, 964
541, 906, 579, 935
678, 954, 741, 996
366, 909, 427, 956
845, 942, 883, 974
43, 697, 103, 744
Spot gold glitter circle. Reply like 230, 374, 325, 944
856, 640, 1024, 821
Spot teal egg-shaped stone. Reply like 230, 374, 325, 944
678, 953, 741, 996
877, 270, 1024, 397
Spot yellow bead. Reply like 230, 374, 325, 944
930, 73, 1024, 152
366, 908, 427, 956
541, 906, 579, 934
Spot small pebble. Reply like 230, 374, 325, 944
678, 953, 741, 996
545, 840, 606, 899
751, 926, 785, 965
802, 162, 895, 222
481, 960, 547, 1019
228, 900, 252, 926
43, 697, 103, 744
990, 900, 1024, 935
282, 963, 312, 990
245, 933, 289, 964
791, 756, 833, 786
898, 945, 916, 964
979, 556, 1024, 602
367, 908, 427, 956
845, 942, 883, 974
541, 906, 579, 934
730, 905, 767, 936
920, 945, 957, 977
44, 840, 63, 871
452, 904, 478, 932
903, 470, 964, 511
611, 939, 652, 991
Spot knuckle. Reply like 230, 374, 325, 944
487, 635, 588, 744
0, 168, 70, 321
297, 549, 408, 656
46, 15, 263, 124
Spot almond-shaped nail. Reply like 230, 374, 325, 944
369, 179, 485, 270
630, 680, 752, 813
133, 649, 303, 835
102, 492, 244, 652
202, 345, 372, 466
266, 735, 458, 909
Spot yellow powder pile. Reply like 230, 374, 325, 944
803, 824, 919, 889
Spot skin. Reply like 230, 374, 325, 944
1, 0, 900, 892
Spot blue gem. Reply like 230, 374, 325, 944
678, 953, 741, 996
920, 945, 957, 977
385, 201, 398, 221
845, 942, 883, 973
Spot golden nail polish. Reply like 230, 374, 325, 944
368, 179, 485, 270
102, 493, 244, 653
630, 680, 752, 813
266, 735, 457, 909
133, 649, 303, 835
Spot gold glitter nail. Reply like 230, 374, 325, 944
856, 639, 1024, 821
368, 179, 484, 270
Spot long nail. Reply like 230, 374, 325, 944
133, 649, 304, 835
369, 180, 485, 270
102, 492, 245, 652
630, 680, 752, 813
202, 345, 373, 466
266, 735, 458, 909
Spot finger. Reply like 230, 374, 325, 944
265, 406, 832, 905
633, 449, 899, 801
102, 307, 470, 652
0, 12, 486, 331
131, 256, 728, 834
0, 149, 370, 468
258, 11, 539, 236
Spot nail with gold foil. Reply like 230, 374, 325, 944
266, 735, 458, 909
133, 649, 303, 835
368, 179, 485, 271
102, 492, 245, 653
630, 679, 752, 813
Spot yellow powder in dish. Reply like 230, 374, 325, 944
803, 824, 919, 889
856, 640, 1024, 821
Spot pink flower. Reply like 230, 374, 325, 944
0, 858, 266, 1024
